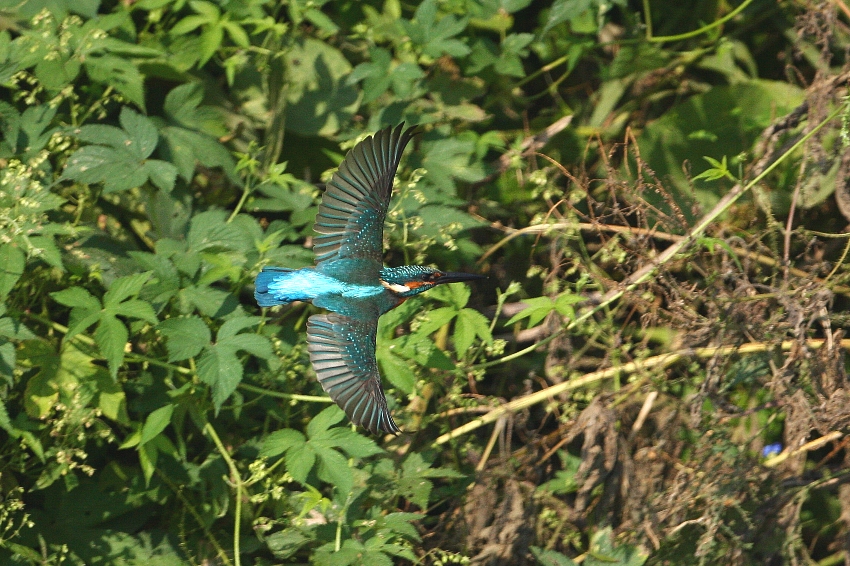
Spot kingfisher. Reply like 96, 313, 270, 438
255, 124, 484, 435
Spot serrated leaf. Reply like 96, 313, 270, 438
314, 444, 353, 496
260, 428, 305, 458
322, 428, 383, 458
145, 159, 179, 192
286, 443, 316, 485
111, 299, 158, 324
196, 344, 243, 410
307, 404, 345, 438
412, 306, 457, 337
95, 316, 129, 378
376, 347, 417, 395
453, 308, 492, 354
158, 317, 211, 361
223, 333, 274, 360
103, 272, 152, 307
84, 55, 145, 109
187, 210, 244, 252
140, 404, 174, 446
118, 107, 158, 158
505, 296, 556, 328
0, 244, 24, 298
51, 287, 101, 310
217, 316, 262, 341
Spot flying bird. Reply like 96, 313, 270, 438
255, 124, 484, 434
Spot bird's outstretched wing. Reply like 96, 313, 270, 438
306, 313, 400, 434
313, 124, 418, 266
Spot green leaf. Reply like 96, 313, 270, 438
0, 244, 24, 298
322, 428, 383, 458
84, 55, 146, 109
223, 333, 274, 360
119, 105, 158, 157
376, 347, 417, 394
51, 287, 101, 310
283, 38, 360, 136
64, 109, 177, 193
286, 443, 316, 485
103, 272, 152, 308
139, 404, 174, 446
217, 316, 262, 340
531, 546, 579, 566
110, 299, 158, 324
95, 315, 129, 378
313, 444, 353, 496
453, 308, 492, 354
158, 316, 212, 361
196, 344, 243, 410
413, 306, 458, 336
260, 428, 305, 458
505, 296, 557, 328
307, 404, 346, 438
187, 210, 244, 252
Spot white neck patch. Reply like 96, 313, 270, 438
380, 280, 411, 294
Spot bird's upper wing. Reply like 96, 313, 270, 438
313, 124, 418, 266
306, 313, 400, 435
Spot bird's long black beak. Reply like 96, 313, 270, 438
438, 272, 487, 284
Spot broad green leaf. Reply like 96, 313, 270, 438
0, 243, 24, 298
531, 547, 579, 566
505, 296, 557, 328
223, 333, 273, 360
196, 344, 242, 410
322, 428, 383, 458
286, 443, 316, 485
84, 56, 146, 109
64, 109, 177, 193
51, 287, 101, 310
119, 106, 159, 158
158, 317, 212, 361
307, 404, 345, 438
217, 316, 262, 341
65, 310, 102, 340
283, 38, 360, 136
413, 306, 458, 336
187, 210, 244, 252
103, 272, 152, 307
260, 428, 305, 458
453, 308, 492, 354
377, 347, 417, 394
140, 404, 174, 446
110, 299, 158, 324
95, 315, 129, 378
313, 444, 353, 496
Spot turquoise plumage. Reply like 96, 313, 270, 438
255, 124, 483, 434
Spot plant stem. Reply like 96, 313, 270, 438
204, 422, 243, 566
435, 338, 850, 446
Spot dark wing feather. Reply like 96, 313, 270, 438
313, 124, 418, 265
306, 314, 400, 435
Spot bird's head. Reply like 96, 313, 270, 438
379, 266, 485, 298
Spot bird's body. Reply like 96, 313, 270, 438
255, 124, 483, 434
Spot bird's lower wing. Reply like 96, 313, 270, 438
306, 314, 400, 435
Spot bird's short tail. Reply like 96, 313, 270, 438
255, 267, 301, 307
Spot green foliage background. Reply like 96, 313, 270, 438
0, 0, 849, 564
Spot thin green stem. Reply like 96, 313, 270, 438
647, 0, 756, 43
205, 422, 243, 566
642, 0, 653, 39
239, 382, 333, 403
228, 185, 252, 223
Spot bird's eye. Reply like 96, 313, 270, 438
422, 272, 438, 282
